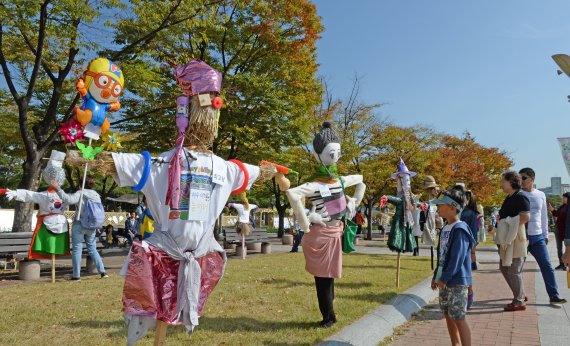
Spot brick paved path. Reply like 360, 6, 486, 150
390, 260, 539, 346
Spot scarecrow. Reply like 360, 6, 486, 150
286, 121, 366, 328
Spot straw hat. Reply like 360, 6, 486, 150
422, 175, 439, 190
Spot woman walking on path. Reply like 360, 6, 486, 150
549, 192, 569, 270
497, 171, 530, 311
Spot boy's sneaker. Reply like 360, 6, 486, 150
471, 262, 479, 271
550, 297, 567, 305
467, 291, 474, 310
100, 273, 109, 279
555, 264, 567, 271
69, 277, 81, 282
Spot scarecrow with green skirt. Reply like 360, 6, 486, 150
380, 158, 419, 287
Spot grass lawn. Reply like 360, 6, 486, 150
0, 252, 430, 345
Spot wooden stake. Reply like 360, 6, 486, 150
154, 320, 167, 346
396, 252, 401, 288
51, 254, 56, 283
241, 233, 245, 260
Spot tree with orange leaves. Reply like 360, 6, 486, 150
424, 132, 512, 207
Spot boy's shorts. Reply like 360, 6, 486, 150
439, 285, 468, 320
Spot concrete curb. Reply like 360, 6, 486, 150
320, 276, 437, 346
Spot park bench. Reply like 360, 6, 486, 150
0, 231, 108, 279
222, 228, 272, 256
0, 232, 33, 269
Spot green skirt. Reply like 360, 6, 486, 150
31, 223, 70, 256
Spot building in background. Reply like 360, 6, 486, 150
539, 176, 570, 196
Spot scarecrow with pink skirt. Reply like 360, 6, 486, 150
286, 121, 366, 328
64, 59, 287, 345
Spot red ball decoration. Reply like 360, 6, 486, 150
212, 96, 223, 109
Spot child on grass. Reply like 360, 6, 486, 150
431, 189, 476, 346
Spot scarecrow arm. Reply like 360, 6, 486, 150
341, 174, 366, 208
54, 188, 82, 205
286, 183, 316, 232
11, 190, 44, 204
386, 196, 402, 205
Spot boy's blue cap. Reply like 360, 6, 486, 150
431, 195, 462, 212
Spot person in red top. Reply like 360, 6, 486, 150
354, 210, 365, 235
549, 192, 569, 270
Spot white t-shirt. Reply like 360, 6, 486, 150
228, 203, 258, 223
520, 189, 548, 237
112, 149, 260, 252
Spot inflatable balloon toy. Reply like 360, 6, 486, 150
73, 58, 124, 139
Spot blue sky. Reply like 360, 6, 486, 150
313, 0, 570, 188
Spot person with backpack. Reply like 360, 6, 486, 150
52, 176, 108, 281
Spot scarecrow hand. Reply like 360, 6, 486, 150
308, 206, 330, 227
380, 196, 388, 209
420, 203, 427, 212
0, 188, 7, 196
5, 189, 16, 201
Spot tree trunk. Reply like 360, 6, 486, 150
277, 207, 286, 238
12, 153, 42, 232
272, 177, 289, 238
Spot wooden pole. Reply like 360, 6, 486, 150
396, 252, 401, 288
241, 233, 245, 260
430, 246, 434, 270
154, 320, 167, 346
51, 254, 56, 283
76, 137, 93, 220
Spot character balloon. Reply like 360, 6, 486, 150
73, 58, 124, 139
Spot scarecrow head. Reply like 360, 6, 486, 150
43, 150, 66, 187
391, 158, 416, 197
312, 121, 341, 166
174, 59, 223, 148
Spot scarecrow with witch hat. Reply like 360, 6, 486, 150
380, 158, 418, 253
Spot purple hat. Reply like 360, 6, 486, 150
174, 59, 222, 96
391, 158, 417, 179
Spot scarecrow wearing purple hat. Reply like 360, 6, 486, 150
380, 158, 418, 253
64, 59, 287, 345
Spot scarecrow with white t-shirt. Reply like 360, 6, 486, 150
228, 193, 258, 258
65, 59, 287, 345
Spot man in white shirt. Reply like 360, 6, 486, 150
519, 168, 566, 304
